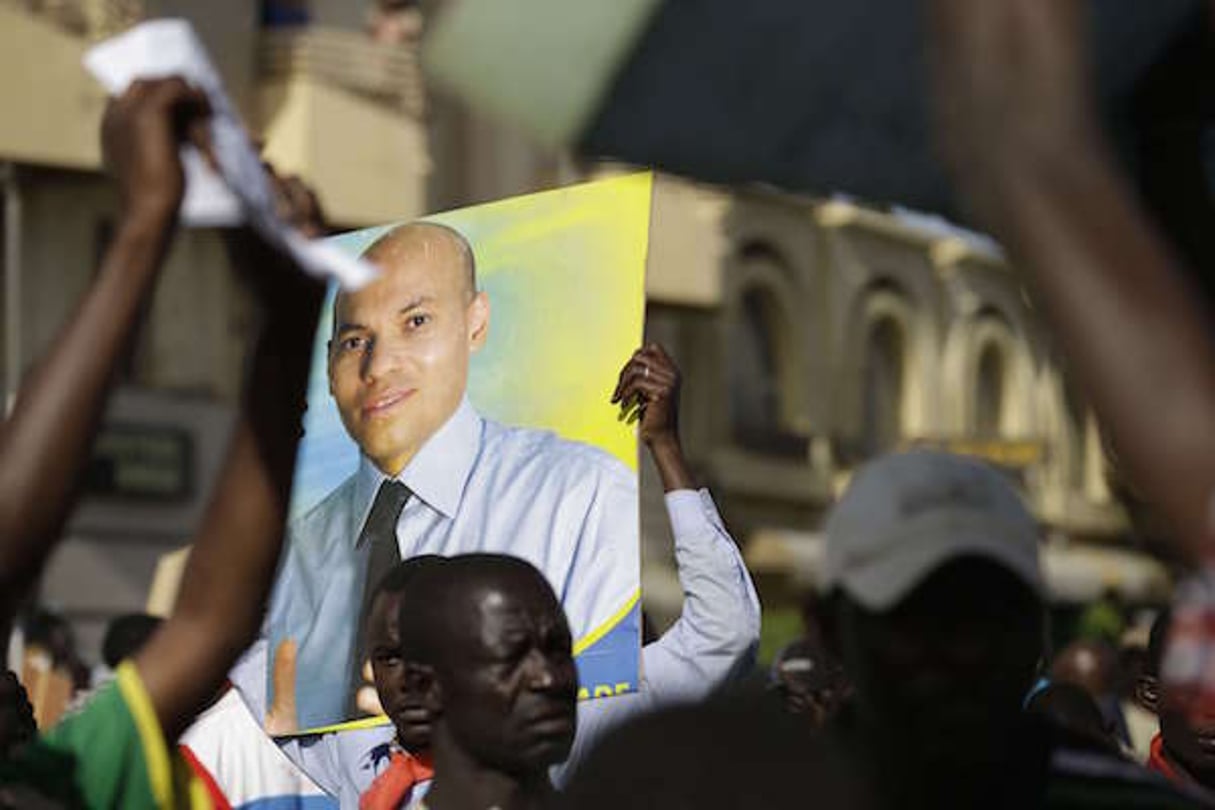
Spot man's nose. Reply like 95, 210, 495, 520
524, 653, 555, 690
524, 652, 572, 693
360, 338, 401, 381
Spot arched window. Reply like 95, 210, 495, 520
862, 317, 905, 453
975, 343, 1007, 437
729, 285, 783, 440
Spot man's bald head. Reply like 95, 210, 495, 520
333, 222, 476, 341
398, 554, 577, 776
363, 221, 476, 299
397, 555, 565, 673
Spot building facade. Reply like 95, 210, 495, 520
641, 188, 1165, 636
0, 0, 1166, 663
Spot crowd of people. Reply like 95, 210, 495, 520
3, 0, 1215, 807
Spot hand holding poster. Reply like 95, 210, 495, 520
253, 174, 651, 734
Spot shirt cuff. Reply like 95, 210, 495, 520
664, 488, 719, 540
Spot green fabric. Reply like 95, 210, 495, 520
0, 679, 158, 809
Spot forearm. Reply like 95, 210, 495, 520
138, 300, 317, 739
0, 209, 174, 608
647, 435, 695, 493
641, 490, 759, 698
982, 142, 1215, 557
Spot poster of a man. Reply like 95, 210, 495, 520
252, 175, 650, 733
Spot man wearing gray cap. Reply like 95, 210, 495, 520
820, 451, 1205, 809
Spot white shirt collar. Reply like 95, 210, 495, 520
352, 397, 482, 536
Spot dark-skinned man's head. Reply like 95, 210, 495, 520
365, 555, 446, 751
821, 452, 1044, 779
396, 554, 577, 778
1139, 608, 1215, 787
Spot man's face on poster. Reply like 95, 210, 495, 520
329, 224, 489, 476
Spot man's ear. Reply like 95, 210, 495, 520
1135, 675, 1161, 715
468, 291, 490, 352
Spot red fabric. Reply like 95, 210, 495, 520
179, 743, 234, 810
360, 751, 435, 810
1148, 733, 1188, 786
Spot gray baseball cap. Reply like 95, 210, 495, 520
820, 451, 1043, 611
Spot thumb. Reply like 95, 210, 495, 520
265, 638, 299, 735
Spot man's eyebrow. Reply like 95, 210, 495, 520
333, 321, 366, 337
397, 296, 435, 315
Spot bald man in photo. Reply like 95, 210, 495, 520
252, 222, 644, 731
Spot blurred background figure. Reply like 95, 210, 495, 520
1026, 682, 1123, 758
818, 451, 1196, 808
1139, 608, 1215, 794
1120, 619, 1160, 759
22, 609, 88, 690
99, 613, 162, 670
769, 638, 850, 729
18, 609, 87, 729
1050, 639, 1131, 752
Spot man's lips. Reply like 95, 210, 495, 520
392, 706, 431, 724
522, 703, 575, 734
362, 388, 415, 417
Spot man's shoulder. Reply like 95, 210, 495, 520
287, 474, 359, 540
482, 420, 634, 485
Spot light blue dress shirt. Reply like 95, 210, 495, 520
251, 397, 642, 731
272, 486, 761, 808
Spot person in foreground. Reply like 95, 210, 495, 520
929, 0, 1215, 563
556, 688, 872, 810
393, 554, 576, 810
817, 450, 1205, 808
929, 0, 1215, 742
0, 75, 323, 808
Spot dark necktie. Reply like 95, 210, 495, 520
350, 479, 411, 713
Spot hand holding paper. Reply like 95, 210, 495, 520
84, 19, 377, 290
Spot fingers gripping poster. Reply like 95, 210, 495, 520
261, 173, 650, 734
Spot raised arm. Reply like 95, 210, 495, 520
927, 0, 1215, 558
0, 78, 209, 625
133, 215, 324, 740
559, 347, 759, 782
613, 343, 760, 690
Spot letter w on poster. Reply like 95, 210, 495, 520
262, 174, 651, 734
